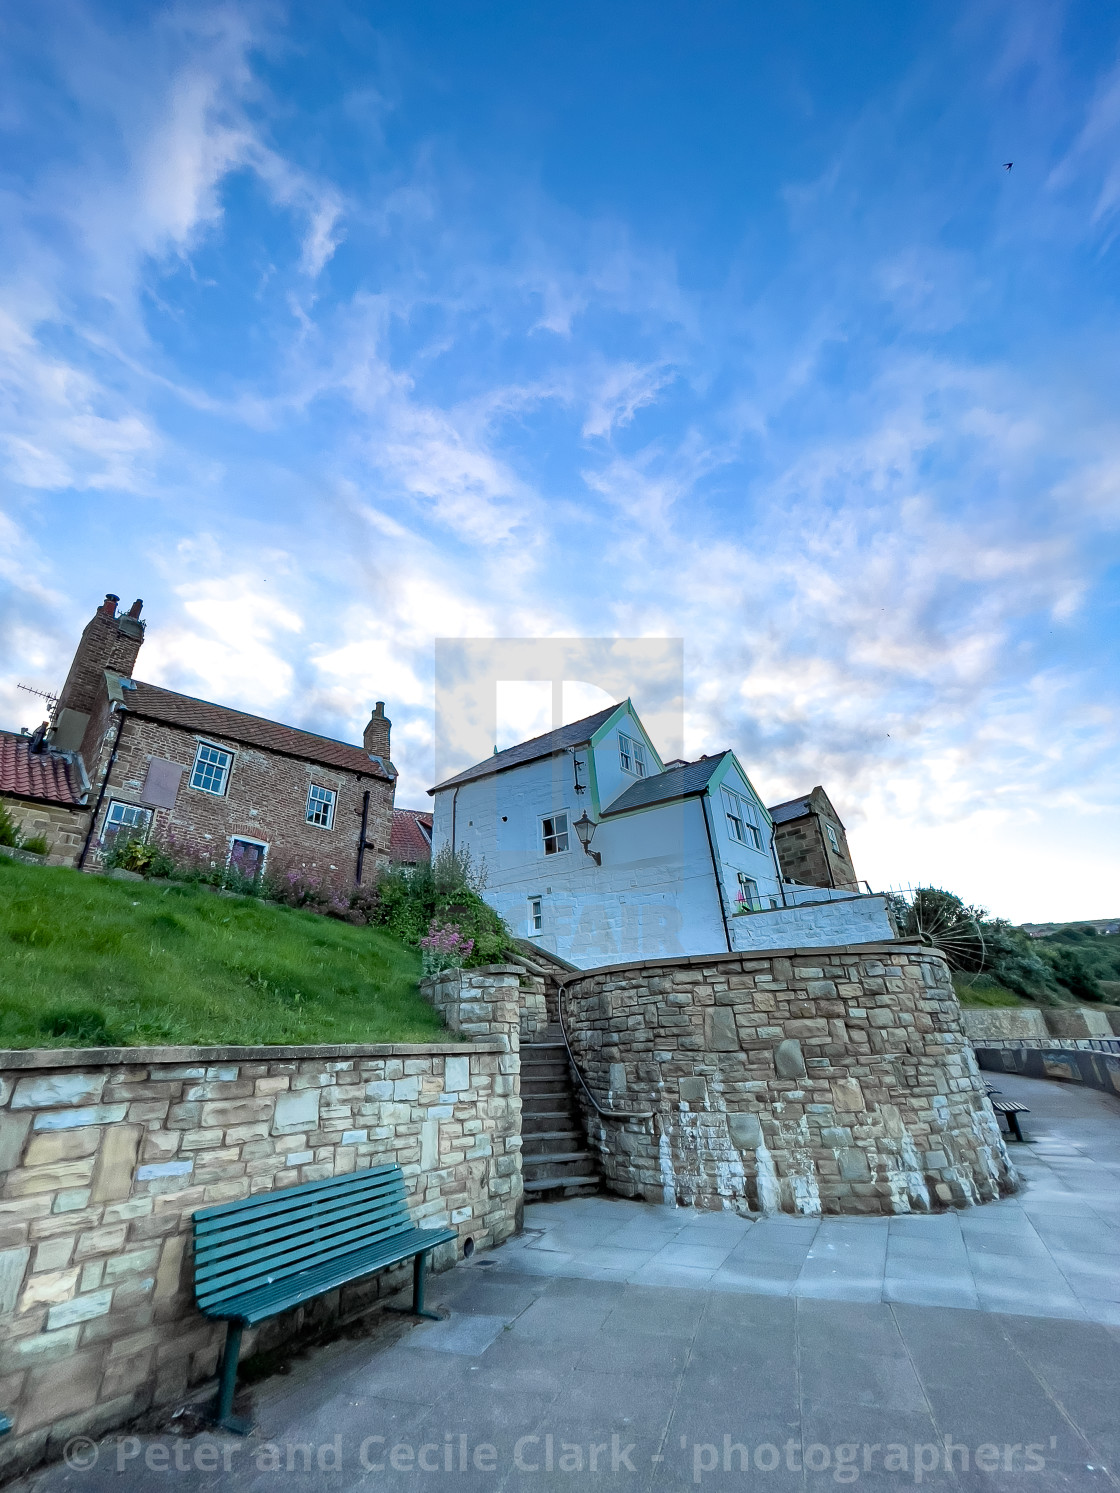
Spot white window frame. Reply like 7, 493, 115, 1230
190, 740, 233, 797
723, 787, 762, 850
541, 812, 570, 856
737, 872, 760, 911
618, 732, 646, 778
101, 800, 152, 846
529, 896, 543, 934
306, 783, 336, 829
227, 835, 269, 877
825, 823, 841, 854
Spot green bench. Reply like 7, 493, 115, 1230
194, 1164, 457, 1431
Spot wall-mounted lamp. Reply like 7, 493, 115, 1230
573, 810, 601, 866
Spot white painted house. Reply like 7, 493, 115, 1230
429, 700, 896, 968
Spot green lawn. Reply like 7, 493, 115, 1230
0, 857, 450, 1049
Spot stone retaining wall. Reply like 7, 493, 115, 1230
560, 942, 1015, 1216
976, 1043, 1120, 1098
960, 1006, 1120, 1042
0, 1021, 521, 1476
422, 965, 548, 1041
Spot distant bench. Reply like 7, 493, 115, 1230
194, 1164, 457, 1431
986, 1088, 1030, 1143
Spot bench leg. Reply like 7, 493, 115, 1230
1007, 1112, 1025, 1143
413, 1250, 440, 1321
214, 1322, 253, 1435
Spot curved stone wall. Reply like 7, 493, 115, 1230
561, 941, 1016, 1215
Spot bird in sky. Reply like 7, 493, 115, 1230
1003, 161, 1013, 170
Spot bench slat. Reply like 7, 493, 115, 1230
199, 1226, 457, 1325
196, 1207, 422, 1298
194, 1166, 404, 1233
195, 1191, 414, 1275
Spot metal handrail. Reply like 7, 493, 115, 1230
555, 976, 653, 1121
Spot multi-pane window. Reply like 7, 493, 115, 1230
190, 741, 232, 796
737, 873, 760, 910
722, 787, 762, 849
826, 824, 840, 854
529, 896, 543, 934
542, 813, 569, 855
102, 801, 151, 845
306, 783, 336, 828
618, 733, 646, 777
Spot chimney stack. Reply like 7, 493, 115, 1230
363, 701, 391, 763
54, 591, 147, 723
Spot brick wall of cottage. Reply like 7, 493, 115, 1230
0, 987, 522, 1478
81, 709, 393, 893
559, 942, 1016, 1216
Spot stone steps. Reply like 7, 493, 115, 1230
519, 1035, 601, 1199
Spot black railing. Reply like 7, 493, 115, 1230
555, 977, 653, 1121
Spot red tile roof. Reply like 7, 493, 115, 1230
124, 680, 392, 780
0, 731, 85, 807
391, 808, 433, 863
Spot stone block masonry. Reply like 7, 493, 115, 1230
559, 941, 1017, 1217
0, 1026, 521, 1477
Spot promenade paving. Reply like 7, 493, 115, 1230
13, 1072, 1120, 1493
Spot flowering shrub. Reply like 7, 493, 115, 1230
419, 918, 475, 975
102, 835, 176, 878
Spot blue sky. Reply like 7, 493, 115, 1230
2, 0, 1118, 921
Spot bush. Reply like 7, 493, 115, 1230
419, 918, 475, 975
103, 835, 176, 878
1039, 945, 1104, 1002
94, 828, 515, 962
891, 886, 1066, 1005
371, 847, 515, 968
20, 834, 48, 856
0, 801, 23, 848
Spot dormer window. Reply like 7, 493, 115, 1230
619, 733, 646, 778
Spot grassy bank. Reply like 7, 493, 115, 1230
0, 857, 449, 1049
952, 975, 1027, 1008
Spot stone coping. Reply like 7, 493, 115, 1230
0, 1038, 491, 1069
554, 939, 926, 982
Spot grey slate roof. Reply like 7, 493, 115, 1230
768, 795, 813, 825
429, 703, 622, 794
600, 754, 726, 817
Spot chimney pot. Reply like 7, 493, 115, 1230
102, 594, 119, 616
128, 599, 143, 618
374, 701, 385, 716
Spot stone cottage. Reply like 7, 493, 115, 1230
4, 593, 398, 891
769, 785, 861, 893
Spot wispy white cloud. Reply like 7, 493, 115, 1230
0, 0, 1117, 924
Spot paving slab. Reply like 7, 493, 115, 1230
11, 1070, 1120, 1493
